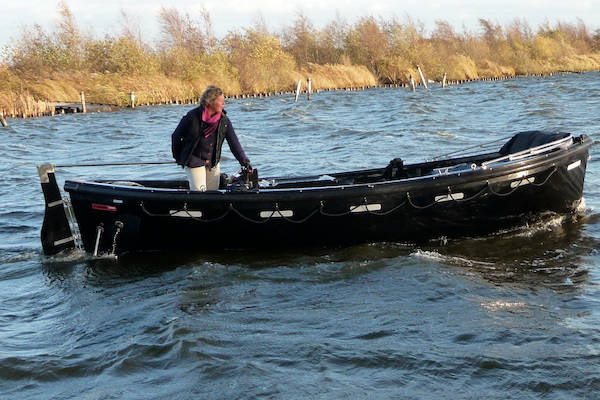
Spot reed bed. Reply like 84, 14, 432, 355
1, 4, 599, 120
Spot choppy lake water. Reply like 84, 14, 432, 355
1, 73, 599, 399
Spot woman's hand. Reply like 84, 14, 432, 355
241, 159, 253, 171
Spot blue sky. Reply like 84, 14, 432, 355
1, 0, 599, 50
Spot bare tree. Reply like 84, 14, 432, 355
592, 29, 600, 51
317, 12, 348, 64
199, 6, 217, 52
479, 18, 503, 44
251, 12, 269, 35
282, 11, 318, 66
432, 20, 456, 42
57, 1, 80, 48
506, 18, 533, 43
345, 17, 388, 72
119, 9, 143, 45
158, 6, 205, 55
56, 1, 84, 68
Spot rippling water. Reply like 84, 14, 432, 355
1, 73, 599, 399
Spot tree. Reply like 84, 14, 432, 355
119, 9, 143, 45
158, 6, 206, 55
55, 1, 85, 69
506, 18, 532, 44
432, 20, 456, 43
282, 12, 319, 66
592, 29, 600, 52
479, 18, 503, 44
316, 13, 349, 64
345, 17, 388, 72
225, 28, 295, 92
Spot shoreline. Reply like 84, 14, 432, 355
0, 69, 596, 122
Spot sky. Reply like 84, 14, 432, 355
1, 0, 599, 51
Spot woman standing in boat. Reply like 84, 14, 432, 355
172, 85, 251, 191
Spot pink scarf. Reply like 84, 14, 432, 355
201, 107, 221, 138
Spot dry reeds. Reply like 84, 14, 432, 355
1, 4, 600, 120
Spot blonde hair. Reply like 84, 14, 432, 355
200, 85, 224, 107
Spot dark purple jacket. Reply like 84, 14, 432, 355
171, 106, 248, 168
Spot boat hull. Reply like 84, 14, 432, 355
63, 136, 592, 255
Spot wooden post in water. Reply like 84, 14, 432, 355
307, 78, 312, 100
0, 111, 7, 127
417, 65, 428, 90
294, 80, 302, 102
442, 73, 447, 88
80, 91, 87, 113
409, 75, 416, 92
130, 92, 136, 108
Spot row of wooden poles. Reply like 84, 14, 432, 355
293, 66, 433, 103
0, 69, 587, 127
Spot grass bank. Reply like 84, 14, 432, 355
1, 3, 599, 119
0, 64, 378, 118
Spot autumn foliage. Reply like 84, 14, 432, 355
1, 2, 600, 114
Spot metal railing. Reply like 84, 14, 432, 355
481, 136, 573, 169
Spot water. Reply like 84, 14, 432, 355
1, 73, 599, 399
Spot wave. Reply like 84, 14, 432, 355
411, 249, 496, 269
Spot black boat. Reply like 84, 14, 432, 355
38, 131, 593, 257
